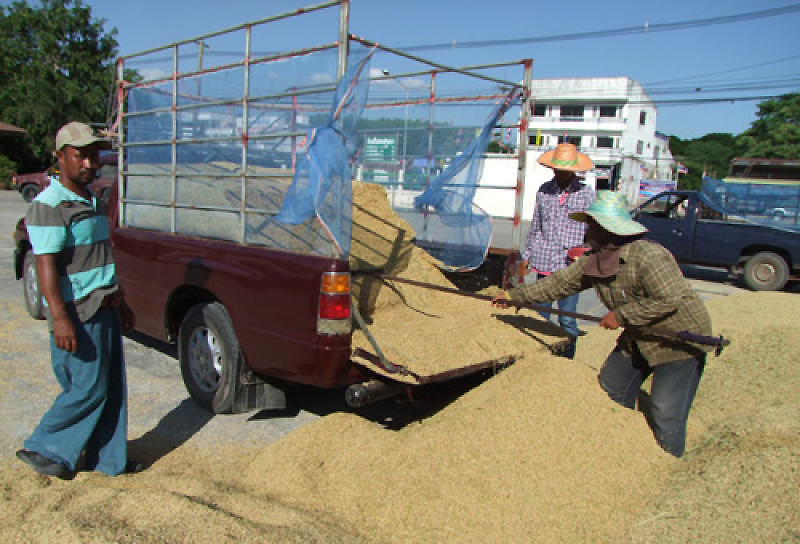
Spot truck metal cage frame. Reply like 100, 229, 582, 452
114, 0, 532, 262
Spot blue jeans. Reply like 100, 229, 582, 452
598, 346, 705, 457
536, 273, 580, 338
24, 307, 128, 475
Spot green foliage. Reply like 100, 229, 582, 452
488, 139, 513, 153
0, 0, 119, 171
0, 155, 18, 189
737, 92, 800, 159
669, 133, 741, 189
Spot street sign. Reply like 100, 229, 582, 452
365, 136, 396, 161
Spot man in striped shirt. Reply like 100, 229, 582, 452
522, 143, 595, 359
16, 122, 137, 478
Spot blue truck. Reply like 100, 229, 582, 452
633, 190, 800, 291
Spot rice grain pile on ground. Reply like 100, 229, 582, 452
626, 291, 800, 543
237, 289, 799, 543
241, 340, 673, 542
1, 283, 797, 543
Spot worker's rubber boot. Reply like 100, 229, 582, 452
551, 340, 576, 360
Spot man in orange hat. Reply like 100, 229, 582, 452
521, 142, 595, 359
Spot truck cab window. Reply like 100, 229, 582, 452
668, 198, 688, 219
640, 194, 673, 218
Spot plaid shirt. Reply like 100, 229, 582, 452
508, 239, 713, 366
522, 177, 594, 273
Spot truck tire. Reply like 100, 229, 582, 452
21, 185, 39, 203
178, 302, 238, 413
23, 251, 44, 320
99, 187, 111, 206
743, 251, 789, 291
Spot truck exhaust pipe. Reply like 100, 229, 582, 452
345, 380, 408, 408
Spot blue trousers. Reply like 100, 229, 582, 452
598, 346, 705, 457
536, 273, 580, 338
24, 307, 128, 475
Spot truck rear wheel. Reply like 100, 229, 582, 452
21, 185, 39, 203
178, 302, 238, 413
23, 251, 44, 320
743, 251, 788, 291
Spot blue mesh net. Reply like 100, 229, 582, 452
411, 88, 522, 270
700, 176, 800, 231
275, 45, 374, 258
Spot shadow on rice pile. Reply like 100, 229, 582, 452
346, 181, 572, 391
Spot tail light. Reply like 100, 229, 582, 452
319, 271, 351, 320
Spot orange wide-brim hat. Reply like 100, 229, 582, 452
538, 143, 593, 172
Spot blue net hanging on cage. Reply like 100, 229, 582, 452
275, 45, 374, 258
700, 176, 800, 232
412, 88, 522, 271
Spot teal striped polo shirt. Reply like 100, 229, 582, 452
25, 177, 119, 327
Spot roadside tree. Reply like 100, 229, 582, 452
669, 133, 740, 189
737, 92, 800, 159
0, 0, 118, 172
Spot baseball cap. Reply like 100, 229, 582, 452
55, 122, 112, 151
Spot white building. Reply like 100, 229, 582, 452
526, 77, 676, 204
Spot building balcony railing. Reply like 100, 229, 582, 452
532, 115, 626, 123
527, 145, 624, 161
530, 118, 627, 133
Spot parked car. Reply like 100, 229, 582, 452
770, 207, 799, 222
633, 190, 800, 291
13, 151, 118, 204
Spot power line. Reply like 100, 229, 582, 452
643, 95, 782, 106
644, 53, 800, 86
392, 4, 800, 51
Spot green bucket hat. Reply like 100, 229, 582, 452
569, 190, 648, 236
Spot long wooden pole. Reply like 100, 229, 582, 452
376, 274, 730, 351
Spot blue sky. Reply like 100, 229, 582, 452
45, 0, 800, 138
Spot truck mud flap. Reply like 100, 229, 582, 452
214, 367, 287, 415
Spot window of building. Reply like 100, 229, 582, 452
599, 105, 617, 118
639, 111, 647, 125
559, 104, 584, 121
532, 103, 547, 117
636, 140, 644, 154
597, 136, 614, 148
561, 135, 582, 147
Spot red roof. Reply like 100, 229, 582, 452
0, 121, 26, 134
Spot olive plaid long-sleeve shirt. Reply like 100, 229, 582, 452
508, 239, 713, 366
521, 177, 595, 274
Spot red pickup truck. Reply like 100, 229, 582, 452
14, 152, 117, 204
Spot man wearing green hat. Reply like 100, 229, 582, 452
493, 190, 713, 457
16, 122, 139, 478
